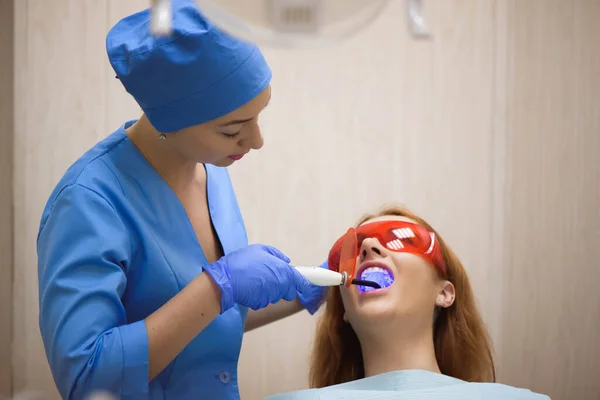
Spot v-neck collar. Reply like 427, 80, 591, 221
115, 122, 223, 266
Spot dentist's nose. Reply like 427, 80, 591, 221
239, 121, 264, 150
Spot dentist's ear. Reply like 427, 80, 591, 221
436, 280, 455, 308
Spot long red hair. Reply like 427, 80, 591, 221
309, 205, 496, 388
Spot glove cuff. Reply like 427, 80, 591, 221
202, 259, 234, 314
299, 288, 327, 315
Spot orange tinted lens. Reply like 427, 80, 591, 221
357, 222, 432, 254
384, 226, 431, 252
330, 221, 446, 277
327, 237, 343, 272
339, 228, 358, 287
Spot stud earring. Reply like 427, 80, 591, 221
158, 134, 166, 141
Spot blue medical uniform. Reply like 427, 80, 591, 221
37, 121, 248, 400
266, 370, 551, 400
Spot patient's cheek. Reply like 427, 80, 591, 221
392, 269, 434, 307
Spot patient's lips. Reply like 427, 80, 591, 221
357, 262, 395, 293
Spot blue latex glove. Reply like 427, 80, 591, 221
298, 260, 329, 315
203, 244, 312, 313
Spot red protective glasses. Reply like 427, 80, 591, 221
327, 220, 447, 287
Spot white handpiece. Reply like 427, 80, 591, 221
294, 266, 346, 287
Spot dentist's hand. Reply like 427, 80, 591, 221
297, 260, 329, 315
203, 244, 312, 313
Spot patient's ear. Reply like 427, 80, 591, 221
343, 311, 349, 323
435, 280, 455, 308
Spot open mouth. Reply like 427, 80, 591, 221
358, 266, 394, 293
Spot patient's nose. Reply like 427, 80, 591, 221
359, 237, 386, 261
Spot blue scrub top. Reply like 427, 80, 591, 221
266, 370, 551, 400
37, 121, 249, 400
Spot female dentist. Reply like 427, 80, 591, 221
36, 1, 326, 399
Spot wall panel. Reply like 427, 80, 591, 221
12, 0, 109, 395
0, 0, 14, 396
500, 1, 600, 399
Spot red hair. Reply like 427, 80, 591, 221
309, 205, 496, 388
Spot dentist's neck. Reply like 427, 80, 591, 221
358, 322, 440, 378
126, 115, 201, 191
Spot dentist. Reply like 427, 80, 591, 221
36, 1, 326, 399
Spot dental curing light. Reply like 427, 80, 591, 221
294, 266, 381, 289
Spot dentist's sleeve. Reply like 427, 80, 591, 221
37, 183, 148, 400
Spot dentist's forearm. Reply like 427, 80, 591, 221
145, 272, 222, 380
244, 299, 304, 332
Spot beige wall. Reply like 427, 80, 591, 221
499, 1, 600, 398
0, 0, 14, 396
6, 1, 600, 399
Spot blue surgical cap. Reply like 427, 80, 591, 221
106, 0, 272, 133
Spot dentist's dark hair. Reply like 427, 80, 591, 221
309, 205, 496, 387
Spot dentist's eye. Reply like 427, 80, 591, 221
221, 131, 240, 139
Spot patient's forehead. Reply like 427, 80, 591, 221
360, 215, 416, 226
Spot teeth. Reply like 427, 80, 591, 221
360, 285, 379, 293
363, 267, 386, 273
358, 266, 395, 293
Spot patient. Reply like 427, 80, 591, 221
268, 205, 550, 400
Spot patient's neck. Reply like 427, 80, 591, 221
358, 322, 440, 378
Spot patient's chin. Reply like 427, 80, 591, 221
347, 293, 430, 331
350, 300, 399, 325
